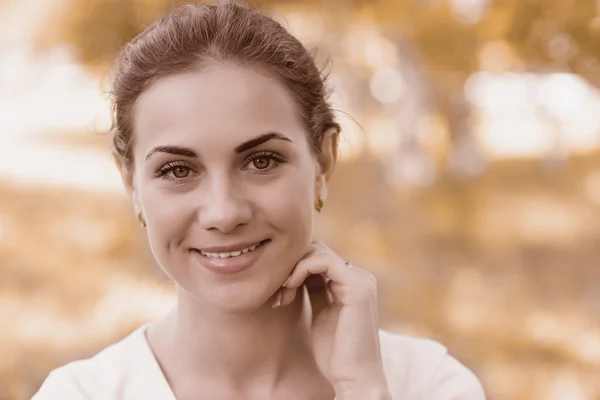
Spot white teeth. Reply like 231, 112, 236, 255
200, 242, 264, 259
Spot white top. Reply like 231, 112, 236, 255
32, 325, 486, 399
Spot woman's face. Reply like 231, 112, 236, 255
127, 62, 330, 312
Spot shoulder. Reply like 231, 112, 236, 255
31, 326, 150, 400
378, 329, 486, 399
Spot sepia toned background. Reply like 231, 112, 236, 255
1, 0, 600, 398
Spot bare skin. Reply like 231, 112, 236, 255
146, 288, 333, 400
118, 61, 391, 400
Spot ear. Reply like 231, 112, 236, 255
113, 155, 143, 216
315, 127, 339, 203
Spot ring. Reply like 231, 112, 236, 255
345, 261, 352, 269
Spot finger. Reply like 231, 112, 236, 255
304, 274, 332, 315
280, 244, 318, 287
283, 254, 353, 289
282, 258, 324, 289
278, 285, 300, 307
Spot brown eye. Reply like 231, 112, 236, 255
244, 151, 286, 174
172, 167, 190, 178
252, 157, 270, 170
155, 162, 197, 182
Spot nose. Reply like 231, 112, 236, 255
197, 175, 252, 234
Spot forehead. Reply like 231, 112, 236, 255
132, 62, 308, 154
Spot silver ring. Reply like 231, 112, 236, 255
345, 261, 352, 269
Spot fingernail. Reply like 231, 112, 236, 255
283, 275, 292, 287
272, 289, 282, 308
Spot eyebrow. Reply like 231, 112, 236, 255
145, 146, 197, 161
145, 131, 293, 161
234, 131, 293, 153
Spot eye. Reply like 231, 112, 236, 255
171, 166, 190, 178
244, 151, 287, 173
252, 156, 271, 170
154, 161, 197, 182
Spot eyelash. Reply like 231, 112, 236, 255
154, 151, 287, 182
243, 151, 287, 174
154, 161, 197, 183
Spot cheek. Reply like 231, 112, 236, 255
139, 185, 194, 255
258, 169, 315, 245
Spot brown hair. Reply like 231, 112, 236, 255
109, 2, 340, 170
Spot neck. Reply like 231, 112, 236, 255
151, 286, 319, 392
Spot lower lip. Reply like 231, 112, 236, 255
191, 240, 269, 275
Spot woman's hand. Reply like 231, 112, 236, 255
273, 241, 392, 400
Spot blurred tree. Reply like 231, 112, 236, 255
36, 0, 600, 171
478, 0, 600, 83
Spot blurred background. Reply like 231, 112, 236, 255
1, 0, 600, 398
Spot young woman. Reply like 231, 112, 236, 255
33, 3, 485, 399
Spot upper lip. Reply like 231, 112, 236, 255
197, 239, 268, 253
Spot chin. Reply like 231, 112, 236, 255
183, 280, 277, 314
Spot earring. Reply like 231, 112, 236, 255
315, 196, 324, 213
137, 212, 147, 228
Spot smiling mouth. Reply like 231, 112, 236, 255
195, 239, 270, 259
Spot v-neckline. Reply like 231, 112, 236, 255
134, 324, 177, 400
